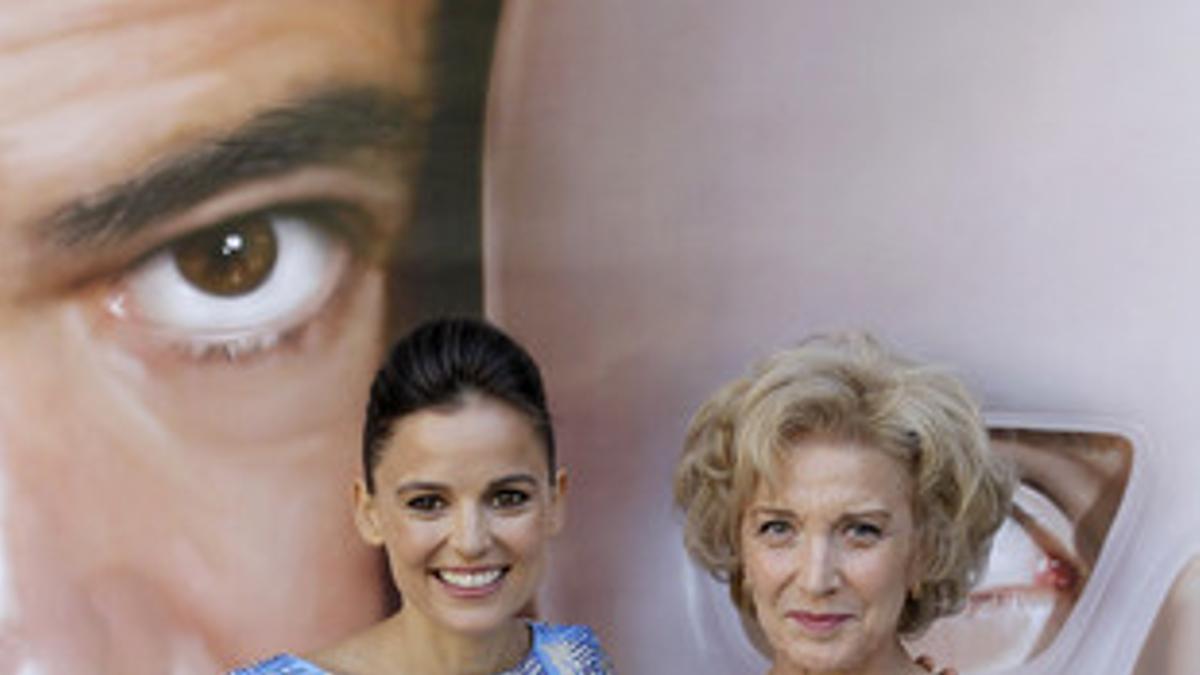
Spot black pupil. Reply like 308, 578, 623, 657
174, 216, 279, 297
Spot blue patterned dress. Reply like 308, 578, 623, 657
230, 622, 613, 674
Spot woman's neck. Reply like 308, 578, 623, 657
316, 611, 531, 675
389, 611, 530, 675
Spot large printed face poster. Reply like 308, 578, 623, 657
0, 2, 494, 672
485, 2, 1199, 675
3, 2, 1198, 674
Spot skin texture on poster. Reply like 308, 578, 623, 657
0, 2, 493, 672
485, 2, 1200, 673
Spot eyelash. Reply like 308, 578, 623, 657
491, 489, 532, 509
757, 519, 793, 538
753, 518, 883, 546
107, 200, 370, 363
407, 494, 447, 512
405, 489, 535, 513
843, 521, 884, 545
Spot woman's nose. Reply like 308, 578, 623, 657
450, 504, 493, 558
799, 537, 840, 595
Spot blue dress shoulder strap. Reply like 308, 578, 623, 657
228, 653, 328, 675
513, 621, 613, 674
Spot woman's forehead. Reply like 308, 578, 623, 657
744, 441, 913, 508
376, 397, 549, 481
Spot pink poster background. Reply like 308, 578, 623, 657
485, 2, 1200, 673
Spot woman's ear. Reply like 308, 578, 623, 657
548, 468, 568, 536
353, 478, 385, 546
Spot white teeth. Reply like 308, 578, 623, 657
438, 569, 503, 589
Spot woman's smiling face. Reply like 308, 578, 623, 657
355, 393, 566, 636
741, 439, 920, 674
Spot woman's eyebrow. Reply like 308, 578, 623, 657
746, 506, 793, 518
841, 509, 891, 521
488, 474, 539, 490
394, 481, 446, 496
37, 85, 423, 250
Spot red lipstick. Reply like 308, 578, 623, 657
786, 611, 853, 636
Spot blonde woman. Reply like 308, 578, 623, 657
675, 333, 1012, 675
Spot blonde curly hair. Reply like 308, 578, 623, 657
674, 333, 1014, 636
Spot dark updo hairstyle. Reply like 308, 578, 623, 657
362, 317, 555, 492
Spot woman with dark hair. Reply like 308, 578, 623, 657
235, 317, 611, 674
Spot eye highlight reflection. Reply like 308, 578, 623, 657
102, 200, 373, 362
174, 215, 279, 297
907, 428, 1133, 673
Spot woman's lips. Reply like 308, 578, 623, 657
785, 610, 854, 636
432, 566, 510, 599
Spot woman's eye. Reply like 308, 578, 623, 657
491, 489, 531, 509
107, 203, 355, 359
844, 521, 883, 545
406, 494, 446, 512
757, 519, 793, 539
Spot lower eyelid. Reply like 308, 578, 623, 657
99, 206, 364, 365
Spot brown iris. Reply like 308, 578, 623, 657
174, 215, 278, 297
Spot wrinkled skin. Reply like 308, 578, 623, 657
0, 1, 435, 672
